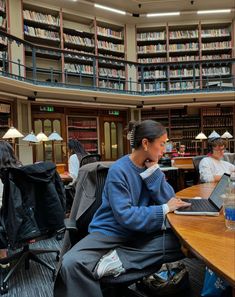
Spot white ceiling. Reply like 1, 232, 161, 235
28, 0, 235, 24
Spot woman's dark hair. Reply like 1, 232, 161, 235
0, 140, 21, 169
127, 120, 167, 149
68, 139, 88, 160
208, 137, 226, 153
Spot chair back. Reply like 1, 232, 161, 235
69, 161, 112, 243
80, 154, 101, 167
192, 155, 206, 184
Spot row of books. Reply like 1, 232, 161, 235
97, 26, 123, 39
138, 57, 167, 63
137, 31, 166, 41
169, 43, 199, 51
99, 80, 124, 90
169, 30, 198, 39
202, 108, 233, 116
68, 131, 97, 138
170, 81, 200, 90
68, 120, 97, 127
141, 70, 166, 79
201, 41, 231, 50
136, 28, 230, 42
23, 10, 60, 26
24, 25, 60, 40
201, 28, 230, 37
182, 130, 201, 139
63, 33, 94, 47
203, 117, 233, 127
138, 54, 231, 63
202, 67, 230, 76
99, 68, 125, 78
141, 82, 166, 92
65, 63, 93, 75
97, 41, 124, 53
137, 44, 166, 53
169, 68, 200, 77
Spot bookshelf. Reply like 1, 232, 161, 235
23, 3, 61, 82
201, 106, 234, 135
136, 22, 233, 92
95, 20, 126, 91
0, 0, 7, 73
141, 105, 235, 154
62, 14, 95, 86
67, 116, 99, 154
200, 23, 233, 89
141, 107, 200, 154
136, 26, 167, 92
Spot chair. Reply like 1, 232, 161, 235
0, 162, 66, 294
80, 153, 101, 167
192, 155, 207, 184
61, 161, 178, 297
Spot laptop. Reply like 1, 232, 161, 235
174, 173, 230, 216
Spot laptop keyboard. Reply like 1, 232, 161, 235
180, 199, 217, 212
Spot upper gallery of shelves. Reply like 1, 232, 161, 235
21, 2, 233, 64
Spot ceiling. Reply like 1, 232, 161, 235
28, 0, 235, 24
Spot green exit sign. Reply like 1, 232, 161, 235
40, 106, 54, 112
109, 110, 119, 116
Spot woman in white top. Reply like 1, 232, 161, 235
199, 138, 235, 183
68, 139, 87, 184
0, 141, 22, 266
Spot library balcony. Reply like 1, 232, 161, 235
0, 30, 234, 102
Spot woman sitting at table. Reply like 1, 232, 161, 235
54, 120, 190, 297
199, 138, 235, 183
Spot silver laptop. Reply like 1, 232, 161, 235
174, 173, 230, 216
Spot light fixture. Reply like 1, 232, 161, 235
36, 132, 48, 142
22, 131, 39, 143
195, 132, 207, 140
2, 127, 24, 139
48, 131, 63, 141
197, 9, 231, 14
147, 12, 180, 17
208, 130, 221, 139
2, 126, 24, 152
94, 3, 126, 15
221, 131, 233, 139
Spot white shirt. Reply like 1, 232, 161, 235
199, 157, 235, 183
68, 154, 80, 184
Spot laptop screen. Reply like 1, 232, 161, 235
209, 173, 230, 209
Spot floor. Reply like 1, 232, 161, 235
0, 237, 206, 297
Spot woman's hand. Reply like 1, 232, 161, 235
167, 197, 191, 212
144, 160, 158, 168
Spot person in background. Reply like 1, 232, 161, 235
172, 144, 190, 157
199, 138, 235, 183
54, 120, 190, 297
0, 140, 22, 267
67, 139, 88, 184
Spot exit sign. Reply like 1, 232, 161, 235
108, 110, 119, 116
40, 106, 54, 112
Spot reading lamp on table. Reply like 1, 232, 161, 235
195, 132, 207, 155
221, 131, 233, 151
2, 126, 24, 152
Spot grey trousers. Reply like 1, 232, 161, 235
54, 230, 183, 297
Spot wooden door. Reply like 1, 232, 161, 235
99, 116, 127, 161
32, 113, 66, 164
